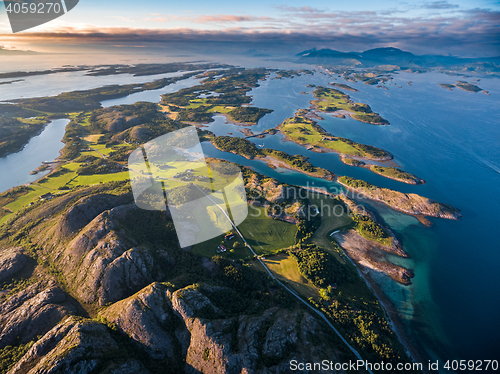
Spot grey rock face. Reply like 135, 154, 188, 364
7, 317, 120, 374
99, 283, 348, 374
0, 283, 74, 348
55, 193, 131, 240
0, 247, 28, 282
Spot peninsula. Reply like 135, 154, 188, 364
338, 176, 461, 219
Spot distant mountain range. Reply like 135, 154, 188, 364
296, 47, 500, 72
0, 46, 39, 55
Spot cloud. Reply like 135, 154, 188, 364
1, 8, 498, 57
144, 14, 274, 24
192, 15, 273, 23
422, 1, 459, 10
274, 5, 325, 13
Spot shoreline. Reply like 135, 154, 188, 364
340, 250, 429, 372
0, 119, 51, 159
0, 119, 68, 195
337, 180, 462, 220
276, 125, 393, 162
209, 141, 336, 181
260, 155, 336, 181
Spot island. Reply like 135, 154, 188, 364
340, 156, 366, 166
329, 82, 359, 91
439, 81, 489, 94
277, 110, 392, 160
211, 136, 335, 180
369, 165, 425, 184
311, 86, 390, 125
338, 176, 461, 219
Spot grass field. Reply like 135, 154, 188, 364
280, 116, 362, 156
310, 194, 353, 263
67, 171, 130, 188
238, 206, 297, 255
369, 165, 421, 184
312, 87, 389, 125
190, 231, 254, 260
278, 114, 388, 159
191, 205, 298, 259
253, 253, 319, 299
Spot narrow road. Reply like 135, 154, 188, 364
192, 184, 373, 373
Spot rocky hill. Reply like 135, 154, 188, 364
0, 182, 372, 373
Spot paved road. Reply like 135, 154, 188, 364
193, 184, 373, 373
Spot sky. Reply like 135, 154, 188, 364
0, 0, 499, 57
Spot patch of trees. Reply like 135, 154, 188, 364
291, 245, 354, 287
211, 256, 295, 312
166, 184, 206, 206
263, 149, 316, 173
0, 117, 46, 157
177, 107, 214, 123
228, 107, 273, 123
295, 206, 322, 243
77, 158, 116, 175
0, 340, 37, 372
338, 176, 374, 190
353, 215, 388, 240
212, 136, 262, 158
60, 139, 82, 160
351, 113, 389, 125
107, 146, 135, 162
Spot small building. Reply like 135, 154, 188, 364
39, 193, 54, 200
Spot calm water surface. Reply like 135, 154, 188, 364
1, 67, 499, 370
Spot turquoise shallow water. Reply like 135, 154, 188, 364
201, 71, 500, 369
1, 66, 499, 369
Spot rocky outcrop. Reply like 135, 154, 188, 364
0, 247, 28, 282
53, 204, 156, 306
338, 177, 462, 220
99, 283, 351, 374
55, 193, 131, 240
338, 194, 407, 257
100, 283, 179, 360
7, 317, 121, 374
334, 230, 415, 285
0, 281, 74, 348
